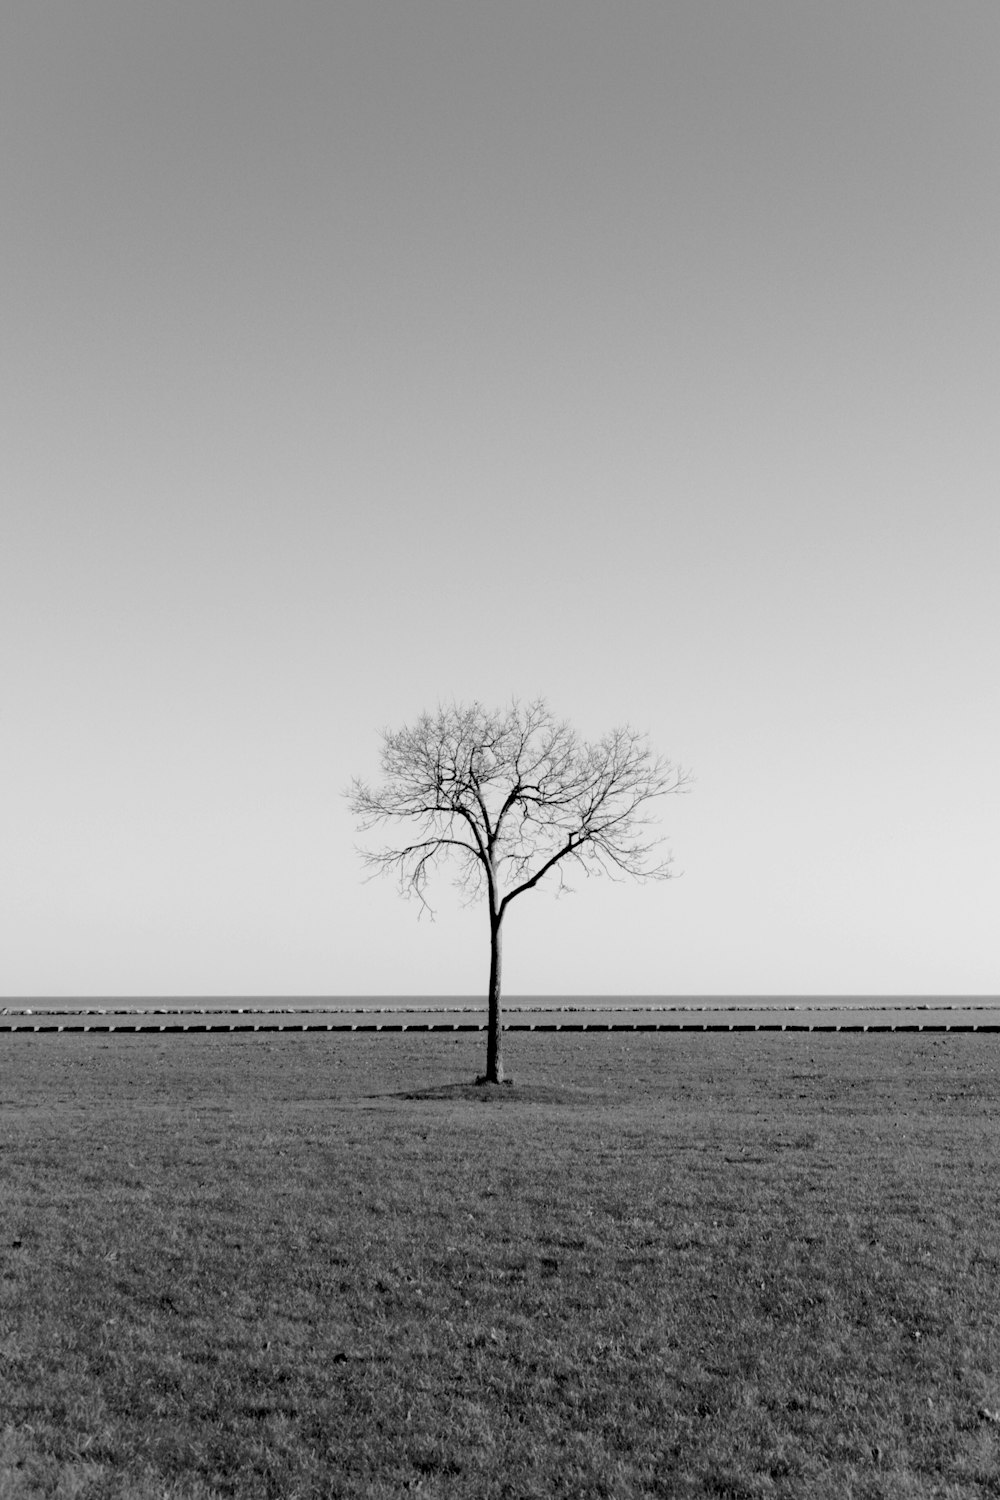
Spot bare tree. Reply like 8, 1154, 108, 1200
347, 698, 691, 1084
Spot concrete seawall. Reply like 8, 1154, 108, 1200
4, 1005, 999, 1034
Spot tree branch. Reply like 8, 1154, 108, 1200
347, 699, 691, 920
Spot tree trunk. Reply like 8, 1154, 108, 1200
484, 907, 504, 1083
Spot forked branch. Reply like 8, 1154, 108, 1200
347, 700, 690, 917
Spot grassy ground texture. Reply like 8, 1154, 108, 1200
2, 1030, 999, 1499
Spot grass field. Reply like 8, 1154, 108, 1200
2, 1030, 999, 1499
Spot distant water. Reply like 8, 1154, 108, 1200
1, 990, 1000, 1014
5, 994, 999, 1009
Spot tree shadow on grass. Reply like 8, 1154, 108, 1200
386, 1080, 609, 1105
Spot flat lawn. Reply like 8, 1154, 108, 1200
2, 1031, 999, 1499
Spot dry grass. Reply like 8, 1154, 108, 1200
2, 1030, 1000, 1498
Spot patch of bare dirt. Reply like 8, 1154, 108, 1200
390, 1079, 606, 1105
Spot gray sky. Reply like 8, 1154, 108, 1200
3, 2, 998, 997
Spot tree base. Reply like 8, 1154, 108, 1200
474, 1074, 514, 1088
